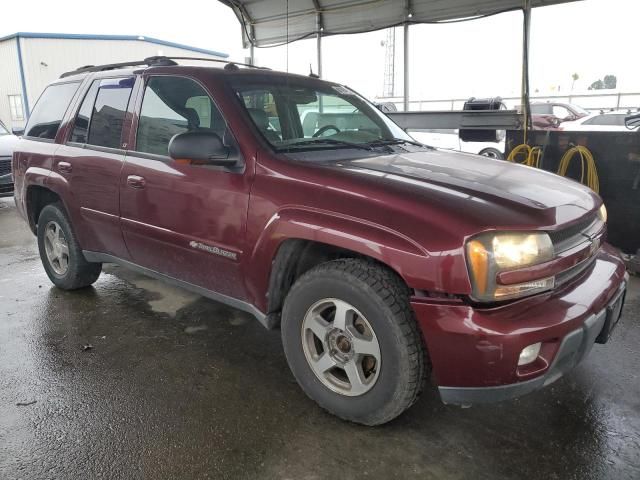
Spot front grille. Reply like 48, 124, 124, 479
548, 212, 603, 287
549, 213, 601, 254
0, 157, 11, 176
0, 183, 14, 194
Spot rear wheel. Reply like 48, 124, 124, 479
37, 203, 101, 289
281, 259, 425, 425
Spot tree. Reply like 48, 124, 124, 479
588, 74, 617, 90
603, 74, 617, 89
571, 73, 579, 91
589, 79, 604, 90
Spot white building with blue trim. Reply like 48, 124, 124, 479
0, 32, 228, 129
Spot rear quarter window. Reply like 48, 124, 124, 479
24, 82, 80, 140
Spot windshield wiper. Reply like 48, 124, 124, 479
284, 138, 373, 151
367, 138, 430, 148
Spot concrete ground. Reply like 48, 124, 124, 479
1, 196, 639, 480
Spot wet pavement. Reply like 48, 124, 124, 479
0, 196, 639, 480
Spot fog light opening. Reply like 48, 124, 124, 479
518, 342, 542, 366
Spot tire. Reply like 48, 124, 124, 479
281, 259, 426, 425
37, 202, 102, 289
479, 147, 504, 160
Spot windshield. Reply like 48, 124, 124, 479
229, 77, 413, 152
572, 104, 590, 116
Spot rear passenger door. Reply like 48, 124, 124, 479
120, 75, 251, 299
54, 77, 135, 259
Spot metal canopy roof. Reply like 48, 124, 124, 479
220, 0, 578, 47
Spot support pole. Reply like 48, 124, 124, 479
249, 42, 255, 66
316, 13, 323, 78
403, 23, 409, 111
522, 0, 532, 133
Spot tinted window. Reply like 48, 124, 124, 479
25, 82, 80, 140
136, 76, 226, 156
583, 114, 627, 126
70, 81, 100, 143
530, 104, 552, 115
86, 78, 134, 149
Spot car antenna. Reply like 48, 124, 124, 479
309, 64, 319, 78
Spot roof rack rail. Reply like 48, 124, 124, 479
60, 56, 177, 78
60, 55, 269, 78
161, 56, 270, 70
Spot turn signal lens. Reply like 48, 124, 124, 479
467, 240, 489, 295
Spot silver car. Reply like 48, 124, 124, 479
0, 120, 18, 197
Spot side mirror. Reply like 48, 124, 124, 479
625, 113, 640, 130
12, 127, 24, 136
168, 130, 237, 167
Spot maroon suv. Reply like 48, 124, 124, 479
12, 58, 628, 425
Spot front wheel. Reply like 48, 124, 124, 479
281, 259, 426, 425
37, 202, 102, 289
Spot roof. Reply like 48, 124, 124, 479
219, 0, 580, 47
0, 32, 228, 58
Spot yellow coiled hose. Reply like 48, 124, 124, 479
557, 145, 600, 193
507, 143, 599, 193
507, 144, 542, 168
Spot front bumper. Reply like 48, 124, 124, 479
411, 244, 628, 405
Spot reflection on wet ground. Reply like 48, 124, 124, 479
1, 198, 639, 479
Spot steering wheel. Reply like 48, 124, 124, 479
313, 125, 341, 137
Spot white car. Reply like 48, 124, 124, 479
560, 111, 640, 132
409, 129, 505, 159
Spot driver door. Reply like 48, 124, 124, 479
119, 74, 251, 299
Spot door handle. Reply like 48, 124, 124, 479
57, 161, 72, 174
126, 175, 146, 189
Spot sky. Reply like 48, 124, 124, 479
1, 0, 638, 102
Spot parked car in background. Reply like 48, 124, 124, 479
0, 120, 18, 197
12, 58, 627, 425
560, 110, 640, 132
529, 102, 590, 130
409, 129, 505, 159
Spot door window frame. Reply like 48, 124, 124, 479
64, 75, 136, 155
126, 73, 244, 172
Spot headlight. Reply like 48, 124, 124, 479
597, 204, 607, 223
465, 232, 554, 302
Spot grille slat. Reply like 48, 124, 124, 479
0, 157, 11, 176
550, 213, 601, 254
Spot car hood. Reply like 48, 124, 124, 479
0, 134, 18, 157
337, 148, 599, 227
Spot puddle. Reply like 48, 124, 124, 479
104, 264, 200, 316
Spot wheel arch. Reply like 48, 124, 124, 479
25, 184, 65, 234
248, 207, 433, 323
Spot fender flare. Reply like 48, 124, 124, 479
245, 206, 436, 312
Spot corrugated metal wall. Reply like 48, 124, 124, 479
0, 39, 22, 130
0, 37, 225, 129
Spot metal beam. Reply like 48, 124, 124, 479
387, 110, 523, 130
